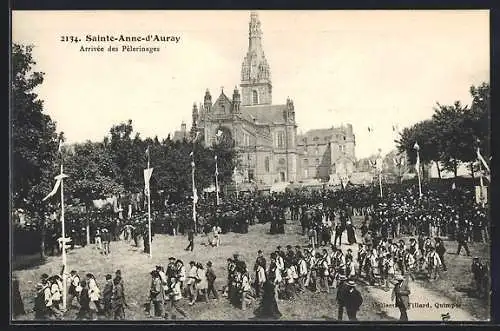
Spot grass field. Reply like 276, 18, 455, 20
13, 220, 393, 321
12, 217, 490, 321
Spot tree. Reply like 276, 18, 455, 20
12, 44, 60, 212
108, 120, 145, 193
64, 141, 124, 206
12, 44, 62, 259
432, 101, 474, 177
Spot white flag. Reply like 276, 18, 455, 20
144, 168, 154, 196
57, 139, 63, 154
193, 187, 198, 204
415, 152, 420, 173
42, 173, 68, 201
376, 157, 384, 172
477, 148, 490, 173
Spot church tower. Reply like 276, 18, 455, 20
240, 12, 272, 106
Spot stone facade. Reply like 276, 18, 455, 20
193, 12, 298, 186
296, 125, 356, 183
188, 12, 356, 186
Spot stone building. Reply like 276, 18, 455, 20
172, 122, 189, 142
297, 125, 356, 183
194, 12, 299, 185
187, 12, 357, 186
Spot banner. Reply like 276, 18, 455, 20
475, 185, 488, 205
476, 148, 490, 173
42, 173, 68, 201
376, 157, 383, 172
143, 168, 154, 196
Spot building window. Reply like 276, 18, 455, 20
303, 159, 309, 167
313, 136, 319, 142
265, 156, 270, 172
277, 132, 284, 148
304, 169, 309, 178
279, 158, 286, 165
316, 158, 320, 165
252, 90, 258, 105
248, 169, 255, 181
343, 136, 346, 140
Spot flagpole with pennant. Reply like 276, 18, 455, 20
143, 146, 154, 258
476, 145, 489, 207
376, 148, 383, 198
414, 142, 423, 198
191, 131, 200, 233
215, 155, 220, 205
215, 129, 223, 205
43, 139, 69, 311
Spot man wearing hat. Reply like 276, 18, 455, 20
335, 274, 348, 320
471, 257, 485, 297
391, 275, 410, 321
342, 280, 363, 321
206, 261, 218, 300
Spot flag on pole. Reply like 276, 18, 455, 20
42, 173, 69, 201
192, 131, 201, 143
414, 142, 420, 172
193, 187, 198, 204
476, 148, 490, 173
143, 168, 154, 196
368, 126, 373, 132
376, 157, 384, 172
57, 139, 63, 154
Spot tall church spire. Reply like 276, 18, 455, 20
240, 11, 272, 106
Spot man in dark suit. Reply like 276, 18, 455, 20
392, 275, 410, 321
335, 275, 348, 320
342, 280, 363, 321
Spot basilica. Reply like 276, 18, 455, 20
175, 12, 357, 186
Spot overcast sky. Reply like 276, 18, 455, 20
12, 10, 489, 158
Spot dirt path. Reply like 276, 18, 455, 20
337, 231, 479, 321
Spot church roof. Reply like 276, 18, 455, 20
240, 104, 287, 124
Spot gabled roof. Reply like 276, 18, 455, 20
240, 104, 287, 125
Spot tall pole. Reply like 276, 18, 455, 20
191, 161, 197, 233
478, 157, 485, 208
379, 172, 383, 198
147, 149, 152, 258
416, 150, 423, 198
60, 163, 68, 311
215, 155, 220, 205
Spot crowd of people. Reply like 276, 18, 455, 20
15, 179, 490, 321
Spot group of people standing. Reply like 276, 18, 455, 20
32, 269, 126, 320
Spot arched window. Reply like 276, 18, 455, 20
252, 90, 258, 105
265, 156, 270, 172
303, 159, 309, 167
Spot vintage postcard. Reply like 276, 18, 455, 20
11, 10, 490, 322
